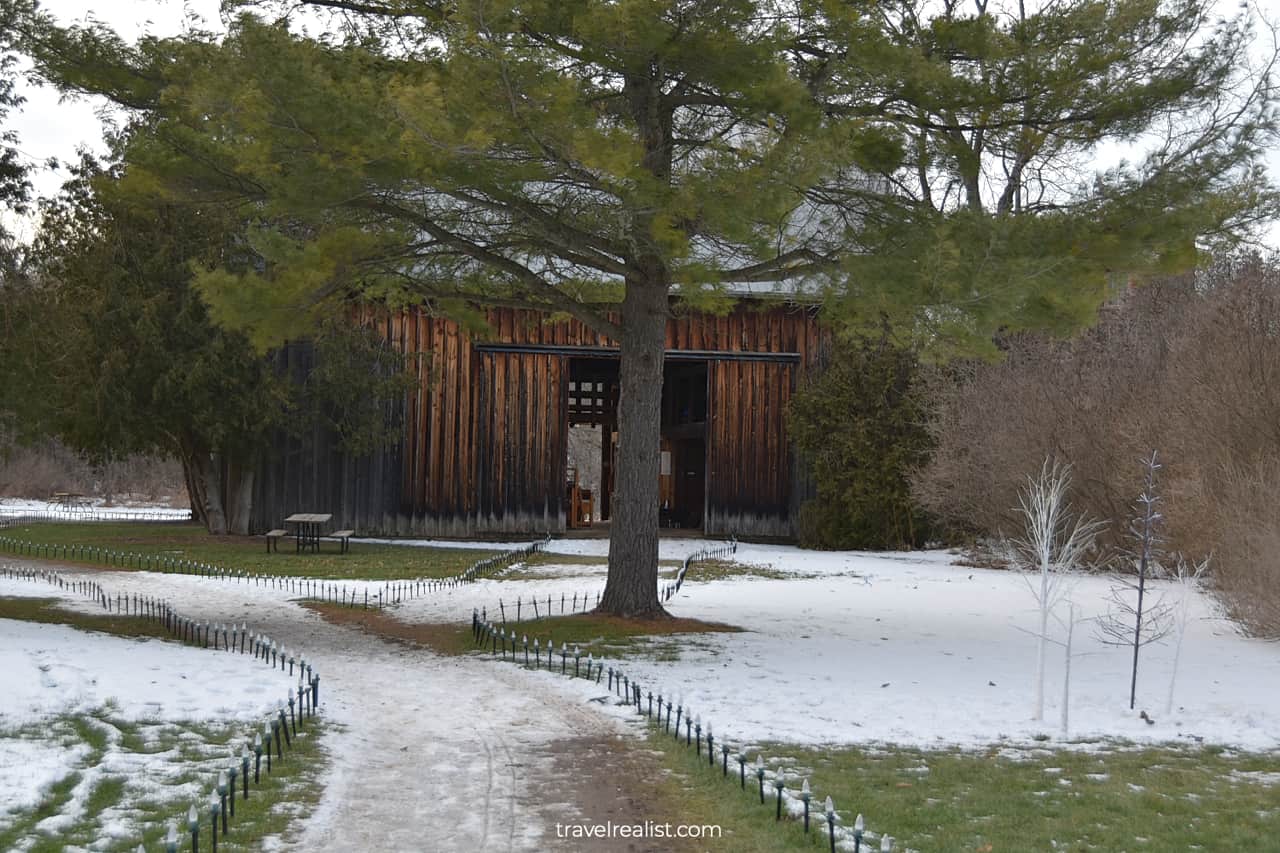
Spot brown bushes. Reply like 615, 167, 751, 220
914, 255, 1280, 637
0, 438, 186, 505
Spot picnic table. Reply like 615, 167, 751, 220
284, 513, 332, 554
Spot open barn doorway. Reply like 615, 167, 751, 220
660, 360, 707, 530
564, 357, 708, 532
566, 359, 617, 529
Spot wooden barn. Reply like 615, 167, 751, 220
249, 298, 825, 539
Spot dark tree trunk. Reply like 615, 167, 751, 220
202, 452, 230, 536
227, 459, 255, 536
599, 277, 668, 617
178, 444, 210, 530
177, 438, 228, 535
598, 67, 675, 617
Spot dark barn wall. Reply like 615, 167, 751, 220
705, 359, 797, 538
249, 341, 404, 535
252, 301, 823, 538
475, 351, 568, 534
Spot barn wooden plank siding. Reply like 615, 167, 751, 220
250, 300, 824, 539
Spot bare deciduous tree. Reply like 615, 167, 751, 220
1165, 555, 1210, 716
1006, 459, 1103, 722
1095, 452, 1175, 710
916, 255, 1280, 638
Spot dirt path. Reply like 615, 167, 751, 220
12, 563, 682, 852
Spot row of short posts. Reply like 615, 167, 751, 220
0, 564, 178, 623
160, 606, 322, 852
644, 691, 883, 851
0, 510, 185, 524
0, 535, 240, 577
472, 613, 604, 684
498, 590, 600, 624
0, 563, 327, 853
2, 531, 554, 616
664, 538, 738, 602
149, 680, 319, 853
471, 607, 880, 845
459, 536, 549, 583
471, 595, 896, 851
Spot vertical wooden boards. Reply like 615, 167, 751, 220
253, 301, 819, 537
705, 358, 796, 537
472, 350, 566, 532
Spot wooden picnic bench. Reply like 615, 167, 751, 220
320, 529, 355, 554
264, 528, 288, 552
266, 515, 353, 554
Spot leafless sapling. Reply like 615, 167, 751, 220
1095, 451, 1173, 710
1007, 459, 1104, 722
1165, 554, 1210, 715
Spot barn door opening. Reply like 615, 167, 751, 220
566, 359, 618, 527
565, 356, 707, 531
660, 360, 708, 530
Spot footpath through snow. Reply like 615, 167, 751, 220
0, 566, 636, 852
2, 534, 1278, 850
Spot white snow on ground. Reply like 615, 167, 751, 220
0, 566, 635, 852
0, 497, 191, 519
0, 610, 295, 725
0, 589, 301, 846
3, 535, 1277, 849
355, 534, 726, 561
0, 739, 88, 817
394, 546, 1280, 752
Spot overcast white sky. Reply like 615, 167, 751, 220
4, 0, 1279, 248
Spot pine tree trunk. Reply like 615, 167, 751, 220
598, 277, 667, 618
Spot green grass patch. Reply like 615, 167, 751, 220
0, 596, 174, 641
493, 612, 742, 661
305, 603, 741, 662
647, 730, 1280, 851
679, 559, 790, 583
2, 521, 499, 580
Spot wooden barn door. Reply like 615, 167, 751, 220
705, 359, 796, 537
474, 350, 569, 533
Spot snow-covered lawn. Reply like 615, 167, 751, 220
395, 543, 1280, 752
0, 588, 310, 850
0, 497, 191, 520
0, 616, 292, 723
1, 530, 1275, 851
355, 534, 725, 561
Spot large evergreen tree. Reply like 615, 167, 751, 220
9, 0, 1273, 612
799, 0, 1276, 353
20, 154, 284, 534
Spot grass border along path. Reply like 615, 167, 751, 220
0, 520, 500, 579
646, 723, 1280, 852
304, 603, 742, 658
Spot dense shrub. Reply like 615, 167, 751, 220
789, 332, 934, 550
914, 255, 1280, 637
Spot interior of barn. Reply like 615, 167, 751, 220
565, 358, 708, 533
